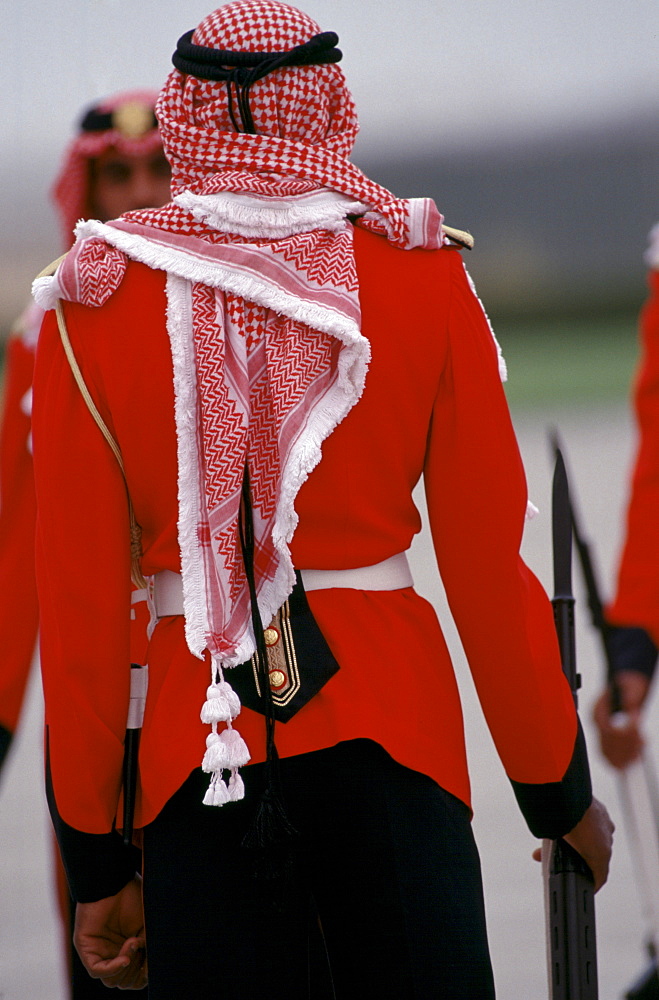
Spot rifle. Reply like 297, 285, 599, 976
122, 662, 148, 846
550, 432, 659, 999
542, 448, 598, 999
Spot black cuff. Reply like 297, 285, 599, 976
509, 719, 592, 839
45, 730, 141, 903
608, 625, 658, 680
0, 723, 13, 771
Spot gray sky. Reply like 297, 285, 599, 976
4, 0, 659, 167
2, 0, 658, 318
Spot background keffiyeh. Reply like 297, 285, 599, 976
51, 90, 162, 250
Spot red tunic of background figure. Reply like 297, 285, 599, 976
595, 239, 659, 767
0, 309, 40, 750
609, 268, 659, 641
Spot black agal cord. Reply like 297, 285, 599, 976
172, 29, 342, 134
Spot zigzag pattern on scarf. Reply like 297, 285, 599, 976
275, 228, 358, 290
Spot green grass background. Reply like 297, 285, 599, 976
0, 311, 643, 411
497, 312, 640, 408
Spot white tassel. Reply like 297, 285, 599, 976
200, 680, 241, 724
203, 774, 230, 806
220, 728, 251, 768
201, 728, 251, 772
212, 777, 231, 806
200, 698, 232, 724
228, 770, 245, 801
201, 732, 248, 808
202, 732, 228, 772
199, 665, 249, 807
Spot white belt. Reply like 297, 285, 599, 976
301, 552, 413, 592
150, 552, 413, 619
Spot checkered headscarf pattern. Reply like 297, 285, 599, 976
150, 0, 442, 250
51, 90, 162, 249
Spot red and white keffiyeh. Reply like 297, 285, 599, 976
35, 0, 453, 805
51, 90, 162, 249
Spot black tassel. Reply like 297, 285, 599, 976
241, 782, 299, 852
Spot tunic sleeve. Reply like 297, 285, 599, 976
33, 301, 136, 892
424, 256, 591, 838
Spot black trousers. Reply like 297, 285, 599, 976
142, 739, 495, 999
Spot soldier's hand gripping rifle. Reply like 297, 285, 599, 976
542, 448, 598, 999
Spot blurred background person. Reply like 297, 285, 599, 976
589, 226, 659, 1000
592, 226, 659, 766
0, 89, 170, 998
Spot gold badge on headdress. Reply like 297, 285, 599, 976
112, 102, 154, 140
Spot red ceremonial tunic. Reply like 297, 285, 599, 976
608, 269, 659, 645
33, 227, 578, 836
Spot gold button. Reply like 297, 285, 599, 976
269, 669, 286, 690
264, 627, 280, 647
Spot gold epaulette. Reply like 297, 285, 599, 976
34, 253, 67, 282
442, 225, 474, 251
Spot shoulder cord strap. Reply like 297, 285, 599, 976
54, 299, 147, 590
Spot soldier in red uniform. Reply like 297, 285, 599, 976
0, 90, 170, 1000
32, 3, 613, 996
593, 229, 659, 767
